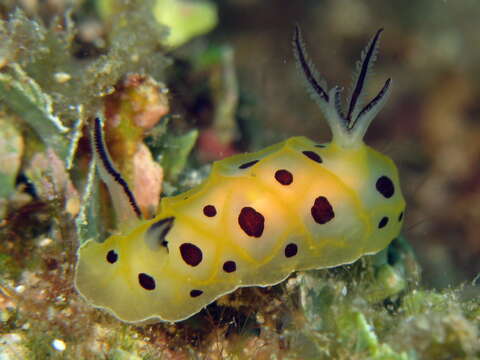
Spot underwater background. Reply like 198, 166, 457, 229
0, 0, 479, 359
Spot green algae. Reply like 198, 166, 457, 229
0, 114, 23, 219
0, 2, 169, 165
0, 63, 70, 161
156, 129, 199, 182
290, 238, 480, 359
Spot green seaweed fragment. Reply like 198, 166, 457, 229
157, 129, 199, 181
196, 45, 240, 145
0, 116, 23, 200
337, 310, 409, 360
75, 155, 102, 245
153, 0, 218, 47
0, 64, 70, 161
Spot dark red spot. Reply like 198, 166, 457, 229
274, 169, 293, 185
138, 273, 155, 290
180, 243, 203, 266
106, 250, 118, 264
302, 150, 322, 163
284, 243, 298, 258
376, 176, 394, 198
398, 211, 404, 222
223, 261, 236, 273
315, 144, 326, 148
238, 207, 265, 237
378, 216, 389, 229
311, 196, 335, 224
190, 289, 203, 297
239, 160, 259, 169
203, 205, 217, 217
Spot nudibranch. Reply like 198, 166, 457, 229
75, 27, 405, 323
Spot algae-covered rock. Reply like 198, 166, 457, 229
24, 148, 80, 217
109, 348, 143, 360
98, 0, 218, 48
0, 333, 28, 360
293, 243, 480, 359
